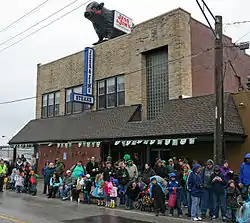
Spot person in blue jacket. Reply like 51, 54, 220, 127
150, 177, 166, 216
239, 153, 250, 193
187, 164, 203, 221
167, 172, 183, 217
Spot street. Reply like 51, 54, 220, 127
0, 190, 195, 223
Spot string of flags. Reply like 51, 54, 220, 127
56, 141, 101, 149
114, 138, 196, 147
12, 144, 34, 148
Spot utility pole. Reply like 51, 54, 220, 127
196, 0, 224, 165
214, 16, 224, 165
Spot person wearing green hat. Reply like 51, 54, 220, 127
166, 159, 174, 174
126, 159, 138, 182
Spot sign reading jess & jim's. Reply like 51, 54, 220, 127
83, 47, 94, 96
70, 47, 95, 105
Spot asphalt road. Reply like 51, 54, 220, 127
0, 190, 196, 223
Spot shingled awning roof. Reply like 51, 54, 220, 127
113, 93, 245, 138
9, 93, 245, 144
9, 105, 139, 144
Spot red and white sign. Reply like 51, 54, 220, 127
113, 11, 133, 34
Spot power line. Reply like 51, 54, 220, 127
0, 0, 92, 53
0, 96, 36, 105
0, 47, 214, 105
0, 0, 50, 34
0, 0, 82, 48
224, 20, 250, 26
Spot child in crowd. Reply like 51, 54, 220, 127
110, 180, 118, 208
126, 182, 140, 210
15, 171, 24, 193
167, 173, 183, 217
106, 181, 113, 207
226, 180, 241, 223
150, 177, 166, 216
92, 174, 106, 206
71, 173, 85, 201
137, 177, 146, 192
29, 170, 39, 196
10, 168, 17, 190
48, 173, 62, 198
82, 174, 92, 204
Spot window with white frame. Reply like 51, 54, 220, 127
65, 86, 90, 115
98, 80, 105, 109
42, 91, 60, 118
97, 75, 125, 109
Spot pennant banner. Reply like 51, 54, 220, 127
180, 139, 187, 145
157, 140, 163, 145
150, 140, 156, 145
131, 141, 137, 145
165, 139, 171, 145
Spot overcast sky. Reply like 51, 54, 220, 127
0, 0, 249, 145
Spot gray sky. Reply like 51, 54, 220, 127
0, 0, 249, 145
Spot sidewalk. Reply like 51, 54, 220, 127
34, 180, 219, 223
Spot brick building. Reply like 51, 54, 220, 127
10, 8, 250, 174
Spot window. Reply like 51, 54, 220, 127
146, 47, 168, 120
97, 75, 125, 109
55, 92, 60, 116
48, 93, 54, 117
107, 77, 116, 108
117, 76, 125, 106
98, 81, 105, 109
41, 91, 60, 118
65, 86, 91, 115
42, 95, 48, 118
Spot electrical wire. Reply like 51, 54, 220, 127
0, 47, 214, 105
0, 0, 50, 34
0, 96, 36, 105
224, 20, 250, 26
0, 0, 83, 48
0, 0, 92, 53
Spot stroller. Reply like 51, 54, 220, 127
134, 184, 154, 212
236, 192, 250, 223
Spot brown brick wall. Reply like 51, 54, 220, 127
191, 19, 250, 96
37, 144, 101, 176
36, 8, 193, 119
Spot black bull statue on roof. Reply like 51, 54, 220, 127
84, 2, 126, 45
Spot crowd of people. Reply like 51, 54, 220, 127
1, 153, 250, 223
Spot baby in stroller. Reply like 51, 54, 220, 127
134, 183, 154, 212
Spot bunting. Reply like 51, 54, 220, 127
114, 138, 197, 147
